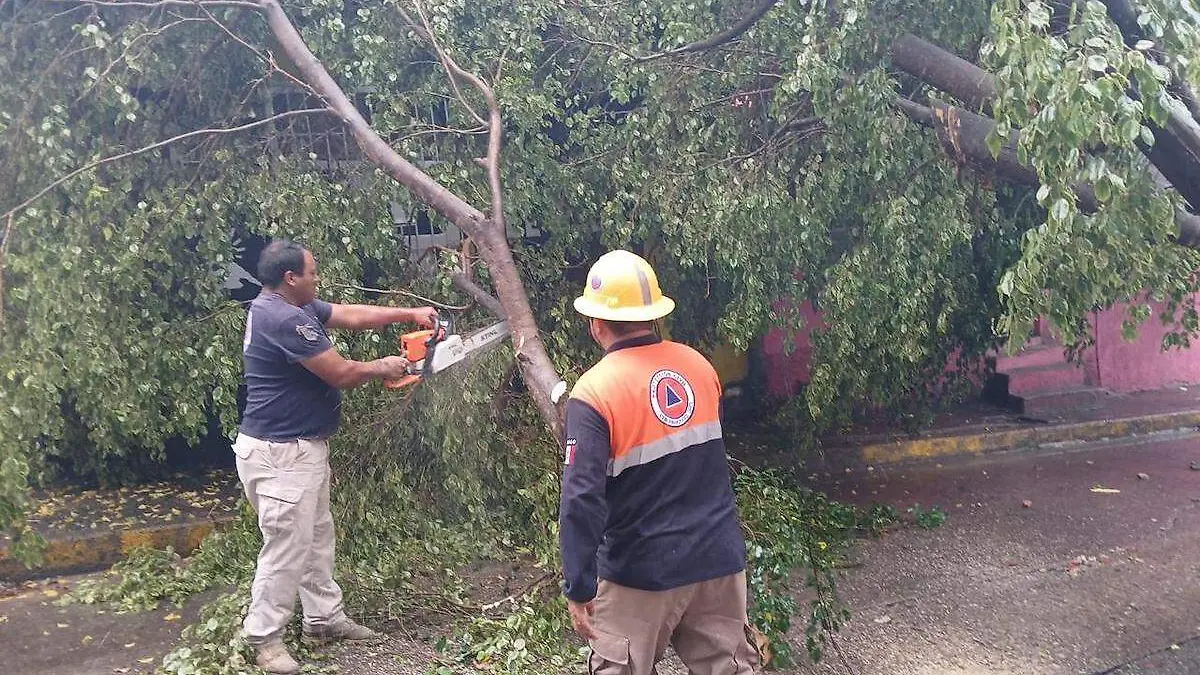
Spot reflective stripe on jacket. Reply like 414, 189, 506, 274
559, 334, 746, 603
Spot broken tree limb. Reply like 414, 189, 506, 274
892, 33, 1200, 215
896, 97, 1200, 245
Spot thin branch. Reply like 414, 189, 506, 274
326, 282, 472, 311
396, 2, 487, 127
0, 108, 329, 329
36, 4, 95, 25
390, 124, 488, 144
406, 0, 505, 229
495, 45, 509, 83
1, 108, 325, 223
570, 34, 638, 59
49, 0, 259, 7
192, 0, 317, 97
480, 572, 555, 612
635, 0, 781, 63
254, 0, 488, 230
0, 214, 12, 329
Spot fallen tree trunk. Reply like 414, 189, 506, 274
891, 33, 1200, 209
1098, 0, 1200, 121
891, 33, 1200, 247
891, 33, 995, 112
897, 97, 1200, 245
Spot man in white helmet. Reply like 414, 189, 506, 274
559, 250, 759, 675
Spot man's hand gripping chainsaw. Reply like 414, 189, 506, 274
384, 313, 511, 389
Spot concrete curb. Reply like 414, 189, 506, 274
0, 515, 237, 582
857, 409, 1200, 466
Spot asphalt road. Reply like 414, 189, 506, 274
800, 433, 1200, 674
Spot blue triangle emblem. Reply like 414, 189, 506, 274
665, 383, 684, 408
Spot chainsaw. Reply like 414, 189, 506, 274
384, 314, 511, 389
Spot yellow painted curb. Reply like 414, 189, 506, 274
859, 410, 1200, 466
0, 517, 234, 582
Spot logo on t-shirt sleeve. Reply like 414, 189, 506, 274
296, 323, 322, 343
564, 438, 577, 465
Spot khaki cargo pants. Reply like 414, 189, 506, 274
588, 571, 760, 675
233, 433, 346, 644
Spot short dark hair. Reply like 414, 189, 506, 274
600, 319, 657, 337
257, 240, 308, 287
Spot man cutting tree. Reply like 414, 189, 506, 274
233, 239, 436, 674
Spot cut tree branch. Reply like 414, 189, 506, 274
327, 282, 473, 311
255, 0, 486, 230
257, 0, 566, 437
892, 33, 1200, 231
403, 0, 506, 230
395, 3, 487, 127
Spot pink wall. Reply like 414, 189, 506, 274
761, 301, 822, 398
1092, 298, 1200, 392
762, 296, 1200, 399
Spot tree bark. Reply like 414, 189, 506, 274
470, 226, 567, 432
890, 33, 1200, 207
257, 0, 566, 438
891, 33, 995, 111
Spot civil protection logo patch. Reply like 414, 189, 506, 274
649, 369, 695, 427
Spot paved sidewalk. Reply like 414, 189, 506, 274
0, 574, 220, 675
0, 470, 241, 581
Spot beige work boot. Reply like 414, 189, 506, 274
303, 616, 379, 643
253, 640, 301, 675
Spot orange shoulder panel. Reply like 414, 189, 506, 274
569, 342, 722, 461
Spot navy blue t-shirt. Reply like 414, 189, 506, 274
238, 293, 342, 441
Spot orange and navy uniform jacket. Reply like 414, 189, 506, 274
559, 334, 746, 603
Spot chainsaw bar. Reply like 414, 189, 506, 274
427, 321, 510, 375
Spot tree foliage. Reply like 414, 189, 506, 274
9, 0, 1200, 667
3, 0, 1200, 618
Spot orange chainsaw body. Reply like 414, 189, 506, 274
384, 327, 442, 389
